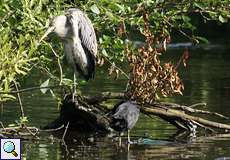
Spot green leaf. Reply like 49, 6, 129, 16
90, 4, 100, 14
40, 79, 50, 94
79, 80, 87, 85
115, 4, 125, 12
3, 94, 16, 100
49, 89, 56, 97
193, 2, 204, 9
62, 78, 73, 87
102, 49, 108, 57
20, 116, 28, 123
8, 123, 16, 127
195, 36, 209, 44
219, 15, 228, 23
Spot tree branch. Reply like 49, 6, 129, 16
141, 106, 230, 131
0, 85, 64, 94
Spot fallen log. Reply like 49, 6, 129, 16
43, 92, 230, 134
1, 92, 230, 139
141, 106, 230, 132
43, 94, 111, 134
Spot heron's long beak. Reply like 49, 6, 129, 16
39, 26, 55, 43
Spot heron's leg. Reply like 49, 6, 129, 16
127, 130, 131, 144
72, 73, 77, 102
119, 132, 122, 147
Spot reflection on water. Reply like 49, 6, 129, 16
1, 46, 230, 160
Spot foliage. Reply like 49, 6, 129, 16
126, 12, 184, 103
0, 0, 229, 102
0, 0, 68, 102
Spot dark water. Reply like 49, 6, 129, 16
1, 45, 230, 160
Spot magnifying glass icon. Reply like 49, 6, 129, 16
3, 141, 18, 157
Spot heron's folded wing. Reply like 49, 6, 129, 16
68, 9, 97, 58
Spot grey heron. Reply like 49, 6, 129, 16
110, 101, 140, 145
40, 8, 97, 101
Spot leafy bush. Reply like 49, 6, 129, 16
0, 0, 229, 102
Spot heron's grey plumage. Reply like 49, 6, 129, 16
111, 101, 140, 132
110, 101, 140, 144
48, 8, 97, 80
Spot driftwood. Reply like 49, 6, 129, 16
0, 125, 39, 139
1, 91, 230, 138
42, 92, 230, 134
43, 94, 111, 134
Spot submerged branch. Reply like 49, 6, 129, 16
141, 106, 230, 131
0, 85, 64, 94
0, 125, 39, 138
62, 122, 69, 141
41, 125, 65, 132
160, 102, 228, 120
83, 92, 230, 132
1, 92, 230, 138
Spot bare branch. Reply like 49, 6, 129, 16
46, 42, 64, 85
141, 106, 230, 131
41, 125, 65, 132
103, 56, 129, 79
189, 103, 207, 108
160, 102, 228, 120
0, 85, 64, 94
62, 122, 70, 141
13, 81, 24, 118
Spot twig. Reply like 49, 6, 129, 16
62, 139, 70, 157
13, 81, 24, 118
84, 92, 125, 104
0, 126, 40, 138
103, 56, 129, 79
160, 102, 228, 120
164, 19, 195, 42
0, 85, 64, 94
189, 103, 207, 108
46, 42, 63, 85
175, 51, 185, 70
0, 121, 6, 132
0, 134, 8, 138
23, 124, 40, 139
62, 122, 70, 141
191, 120, 215, 133
41, 125, 65, 132
36, 65, 59, 81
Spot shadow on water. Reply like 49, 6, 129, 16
1, 44, 230, 159
21, 130, 230, 160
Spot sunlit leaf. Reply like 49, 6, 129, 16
20, 116, 28, 123
102, 49, 109, 57
90, 4, 100, 14
3, 94, 16, 100
49, 89, 56, 97
219, 15, 228, 23
195, 36, 209, 44
40, 79, 50, 94
79, 80, 87, 85
193, 2, 204, 9
8, 123, 16, 127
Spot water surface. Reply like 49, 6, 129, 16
1, 45, 230, 160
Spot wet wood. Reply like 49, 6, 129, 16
43, 92, 230, 134
43, 94, 111, 134
1, 92, 230, 138
141, 106, 230, 131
